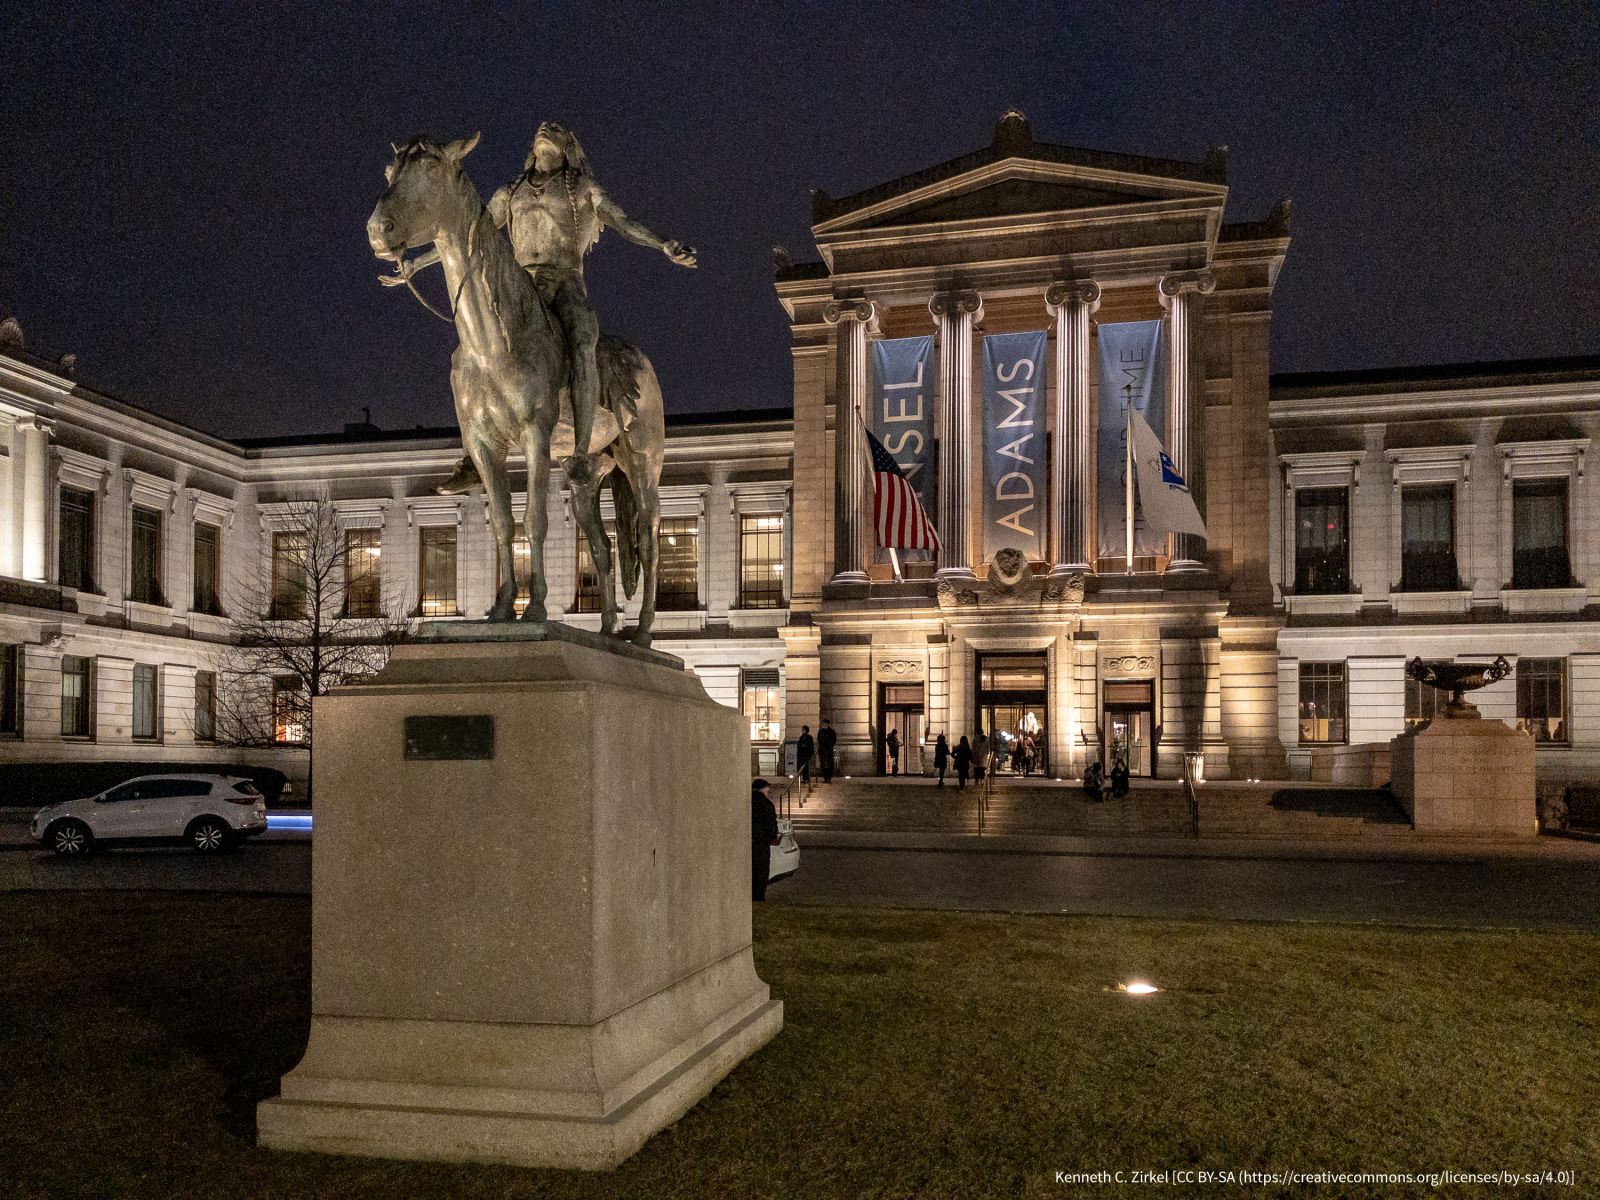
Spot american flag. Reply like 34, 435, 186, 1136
865, 426, 940, 552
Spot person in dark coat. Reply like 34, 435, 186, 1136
1109, 760, 1130, 798
751, 778, 779, 901
796, 725, 815, 785
818, 718, 838, 783
953, 735, 972, 790
885, 728, 901, 776
1082, 760, 1105, 802
933, 733, 950, 787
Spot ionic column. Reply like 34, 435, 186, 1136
823, 298, 877, 583
20, 416, 54, 583
1045, 280, 1101, 575
1158, 269, 1216, 573
928, 289, 982, 578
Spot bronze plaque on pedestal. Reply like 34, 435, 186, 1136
403, 715, 494, 760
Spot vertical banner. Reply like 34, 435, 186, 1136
1095, 320, 1167, 560
870, 335, 936, 560
980, 329, 1049, 562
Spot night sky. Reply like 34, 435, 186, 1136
4, 3, 1597, 440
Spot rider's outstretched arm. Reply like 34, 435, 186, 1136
595, 188, 696, 266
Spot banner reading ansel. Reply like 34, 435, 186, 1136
870, 335, 936, 560
1095, 320, 1167, 561
980, 329, 1049, 562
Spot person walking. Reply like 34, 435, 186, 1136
818, 718, 837, 784
750, 778, 779, 902
796, 725, 815, 786
953, 735, 973, 790
886, 728, 901, 776
973, 731, 990, 786
933, 733, 950, 787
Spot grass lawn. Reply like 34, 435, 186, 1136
2, 893, 1597, 1199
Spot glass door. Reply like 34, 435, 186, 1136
879, 683, 925, 775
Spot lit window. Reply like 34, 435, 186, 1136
742, 669, 781, 742
344, 528, 382, 618
132, 664, 158, 740
58, 487, 96, 592
1399, 485, 1457, 591
418, 526, 458, 617
192, 522, 223, 615
61, 655, 92, 738
656, 517, 699, 611
1297, 662, 1346, 744
1511, 479, 1570, 589
574, 520, 617, 614
738, 514, 785, 609
273, 677, 307, 745
1516, 658, 1567, 745
1294, 488, 1349, 595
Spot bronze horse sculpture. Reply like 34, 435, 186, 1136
366, 133, 665, 645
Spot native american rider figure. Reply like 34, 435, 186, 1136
384, 121, 696, 489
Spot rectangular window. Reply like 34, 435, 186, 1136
344, 528, 382, 618
1512, 479, 1571, 589
130, 506, 164, 605
272, 677, 307, 745
738, 514, 785, 609
132, 664, 158, 740
742, 668, 781, 743
1516, 658, 1567, 745
1404, 661, 1451, 729
61, 655, 92, 738
1297, 662, 1346, 744
574, 520, 617, 614
1294, 488, 1349, 594
1399, 484, 1457, 591
656, 517, 700, 611
58, 486, 96, 591
192, 522, 222, 615
194, 670, 216, 742
418, 526, 458, 617
271, 532, 308, 620
0, 645, 20, 735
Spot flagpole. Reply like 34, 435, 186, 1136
1124, 394, 1135, 575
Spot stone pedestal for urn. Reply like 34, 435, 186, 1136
1389, 716, 1537, 837
256, 625, 782, 1170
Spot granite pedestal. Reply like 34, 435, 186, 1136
1389, 715, 1537, 837
256, 625, 781, 1169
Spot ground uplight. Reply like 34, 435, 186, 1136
1119, 981, 1160, 995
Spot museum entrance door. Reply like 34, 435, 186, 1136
976, 653, 1049, 776
878, 683, 925, 776
1103, 680, 1155, 776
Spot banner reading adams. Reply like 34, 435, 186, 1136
869, 335, 936, 559
1094, 320, 1167, 561
980, 329, 1049, 562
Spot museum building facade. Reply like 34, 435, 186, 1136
1, 112, 1596, 791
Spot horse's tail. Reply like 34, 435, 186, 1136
610, 468, 642, 601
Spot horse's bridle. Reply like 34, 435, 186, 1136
390, 251, 459, 324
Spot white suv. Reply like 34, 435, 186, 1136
31, 774, 269, 856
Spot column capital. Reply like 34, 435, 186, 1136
1044, 280, 1102, 313
1158, 269, 1217, 303
927, 289, 983, 321
15, 413, 55, 436
822, 298, 877, 326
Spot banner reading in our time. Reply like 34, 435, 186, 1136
1094, 320, 1167, 561
869, 335, 936, 560
980, 329, 1049, 562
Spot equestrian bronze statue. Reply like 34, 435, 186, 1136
367, 132, 681, 646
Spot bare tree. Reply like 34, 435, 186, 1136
215, 491, 409, 799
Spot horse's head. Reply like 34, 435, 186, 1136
366, 132, 480, 261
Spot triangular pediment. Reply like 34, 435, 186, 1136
854, 174, 1181, 229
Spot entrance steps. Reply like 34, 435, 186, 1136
783, 777, 1412, 839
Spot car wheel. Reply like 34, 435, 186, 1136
187, 817, 231, 853
48, 820, 93, 857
